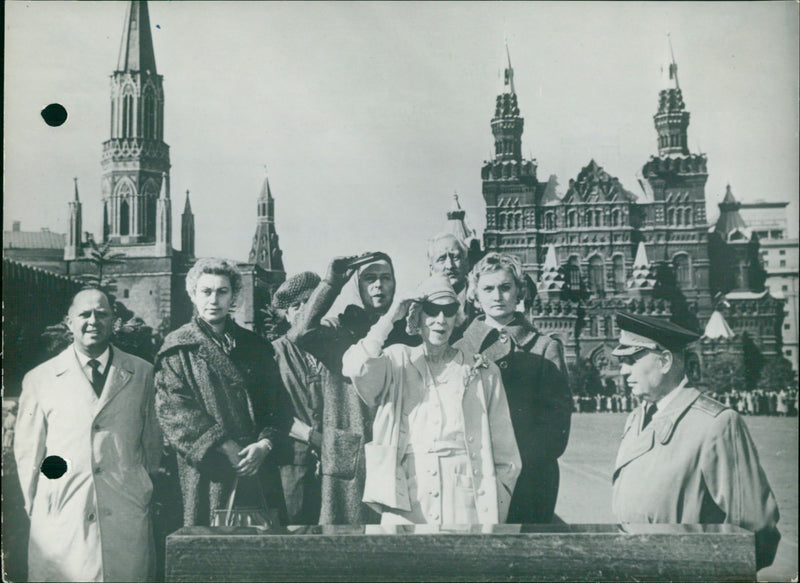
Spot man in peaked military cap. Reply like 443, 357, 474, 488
610, 311, 780, 570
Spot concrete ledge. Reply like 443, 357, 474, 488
165, 523, 755, 582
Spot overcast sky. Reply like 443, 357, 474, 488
4, 1, 798, 289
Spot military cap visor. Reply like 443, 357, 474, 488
612, 311, 700, 356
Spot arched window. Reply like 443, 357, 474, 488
673, 253, 691, 288
667, 207, 675, 225
589, 255, 605, 294
567, 210, 577, 228
563, 256, 582, 292
142, 87, 156, 139
120, 199, 130, 236
675, 208, 683, 226
684, 207, 692, 225
545, 212, 555, 230
595, 210, 603, 227
122, 86, 135, 138
610, 209, 620, 227
586, 211, 593, 227
613, 255, 625, 292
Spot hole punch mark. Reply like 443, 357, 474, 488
41, 455, 68, 479
41, 103, 68, 127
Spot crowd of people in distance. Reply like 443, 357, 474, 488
712, 389, 799, 417
10, 232, 784, 581
574, 390, 799, 416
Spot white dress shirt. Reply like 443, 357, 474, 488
74, 345, 111, 385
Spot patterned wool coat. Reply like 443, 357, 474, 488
154, 319, 293, 526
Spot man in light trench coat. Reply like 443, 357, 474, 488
611, 311, 780, 570
14, 289, 162, 582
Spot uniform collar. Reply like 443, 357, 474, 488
653, 377, 689, 413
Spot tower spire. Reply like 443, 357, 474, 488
104, 0, 169, 246
117, 1, 157, 74
181, 189, 195, 257
249, 168, 284, 271
504, 42, 515, 95
667, 33, 680, 90
65, 178, 83, 261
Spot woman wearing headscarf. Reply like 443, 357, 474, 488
288, 254, 415, 524
342, 274, 521, 525
456, 252, 571, 523
154, 258, 292, 526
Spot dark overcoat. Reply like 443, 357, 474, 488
154, 319, 292, 526
457, 313, 572, 523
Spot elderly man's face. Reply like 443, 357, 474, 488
429, 238, 468, 291
619, 349, 671, 403
67, 289, 113, 357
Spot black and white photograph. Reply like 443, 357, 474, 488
3, 1, 798, 581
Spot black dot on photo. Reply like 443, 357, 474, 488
41, 455, 68, 479
41, 103, 68, 127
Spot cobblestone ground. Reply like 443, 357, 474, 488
556, 412, 798, 582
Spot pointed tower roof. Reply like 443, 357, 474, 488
628, 241, 656, 290
258, 172, 273, 201
715, 185, 751, 241
73, 177, 80, 201
660, 33, 680, 90
445, 192, 478, 244
503, 43, 515, 95
117, 1, 157, 74
703, 310, 736, 340
542, 244, 559, 272
538, 244, 564, 293
183, 190, 192, 213
633, 240, 649, 269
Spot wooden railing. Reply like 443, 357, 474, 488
166, 523, 755, 582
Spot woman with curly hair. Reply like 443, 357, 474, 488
154, 258, 292, 526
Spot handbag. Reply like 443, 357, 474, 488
211, 476, 279, 530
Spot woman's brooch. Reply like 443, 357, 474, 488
463, 353, 489, 385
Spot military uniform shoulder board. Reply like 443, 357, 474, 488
692, 392, 728, 417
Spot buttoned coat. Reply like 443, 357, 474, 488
154, 320, 292, 527
14, 345, 162, 582
342, 341, 521, 524
612, 386, 781, 570
457, 314, 571, 523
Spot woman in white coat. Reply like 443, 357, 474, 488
342, 275, 520, 525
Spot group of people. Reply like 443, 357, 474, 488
573, 393, 635, 413
13, 232, 782, 581
712, 389, 799, 417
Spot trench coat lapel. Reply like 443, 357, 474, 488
95, 347, 134, 417
649, 386, 701, 445
613, 407, 655, 475
53, 347, 98, 412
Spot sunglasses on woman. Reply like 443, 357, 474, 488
421, 302, 459, 318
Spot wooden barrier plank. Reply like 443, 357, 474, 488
166, 524, 755, 582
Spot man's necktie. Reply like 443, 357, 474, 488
642, 402, 658, 429
88, 359, 104, 397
